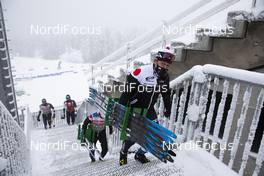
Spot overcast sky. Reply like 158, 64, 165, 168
2, 0, 196, 37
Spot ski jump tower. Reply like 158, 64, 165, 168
0, 1, 18, 118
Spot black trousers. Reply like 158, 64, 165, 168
66, 111, 75, 125
89, 129, 108, 160
121, 110, 158, 154
42, 113, 52, 129
121, 140, 135, 154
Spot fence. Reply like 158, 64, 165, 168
154, 64, 264, 176
0, 101, 31, 176
31, 108, 67, 129
31, 102, 82, 129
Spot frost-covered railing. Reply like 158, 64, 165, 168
0, 101, 31, 176
157, 64, 264, 175
32, 106, 67, 128
31, 102, 82, 128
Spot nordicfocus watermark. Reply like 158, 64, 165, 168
163, 141, 234, 151
31, 140, 95, 151
97, 83, 169, 93
162, 24, 234, 36
30, 24, 102, 36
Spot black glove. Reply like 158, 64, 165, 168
109, 126, 113, 135
37, 115, 40, 121
164, 110, 171, 119
80, 130, 86, 146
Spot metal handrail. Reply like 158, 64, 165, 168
89, 0, 241, 81
170, 64, 264, 88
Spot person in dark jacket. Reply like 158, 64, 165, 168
82, 112, 113, 162
37, 98, 55, 129
63, 94, 77, 125
119, 47, 174, 166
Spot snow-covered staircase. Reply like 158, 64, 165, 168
31, 125, 166, 176
30, 124, 239, 176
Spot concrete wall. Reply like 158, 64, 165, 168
169, 21, 264, 80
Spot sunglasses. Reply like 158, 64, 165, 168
157, 52, 175, 60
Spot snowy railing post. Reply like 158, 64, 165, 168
219, 83, 240, 162
175, 81, 190, 142
229, 86, 252, 168
211, 79, 230, 155
185, 67, 206, 142
169, 93, 178, 132
193, 80, 210, 142
24, 107, 32, 144
253, 127, 264, 176
239, 89, 264, 175
158, 96, 165, 126
204, 76, 219, 146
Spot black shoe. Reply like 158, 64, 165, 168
91, 158, 95, 163
49, 126, 51, 129
44, 126, 47, 130
134, 153, 150, 164
119, 152, 127, 166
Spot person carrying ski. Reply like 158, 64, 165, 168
37, 98, 55, 129
63, 94, 77, 125
119, 47, 174, 166
81, 111, 113, 162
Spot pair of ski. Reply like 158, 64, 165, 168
77, 124, 104, 161
112, 104, 176, 163
89, 87, 177, 163
84, 138, 104, 161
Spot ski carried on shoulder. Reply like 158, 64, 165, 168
88, 87, 177, 163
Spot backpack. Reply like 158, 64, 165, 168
88, 112, 105, 132
65, 100, 75, 112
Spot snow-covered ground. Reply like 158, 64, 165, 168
12, 57, 91, 112
0, 157, 7, 172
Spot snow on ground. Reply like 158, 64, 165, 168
12, 57, 91, 112
31, 124, 238, 176
12, 56, 151, 112
0, 157, 7, 172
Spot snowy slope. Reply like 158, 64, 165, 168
12, 57, 91, 112
11, 56, 151, 112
